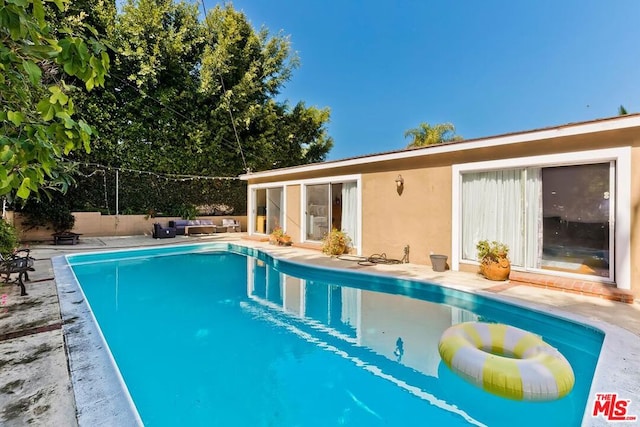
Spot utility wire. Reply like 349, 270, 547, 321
199, 0, 248, 173
219, 74, 248, 172
69, 160, 239, 181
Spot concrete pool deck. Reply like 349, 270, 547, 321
1, 234, 639, 425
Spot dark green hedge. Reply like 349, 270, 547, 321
68, 169, 247, 216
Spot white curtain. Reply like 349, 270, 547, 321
266, 188, 282, 234
461, 169, 525, 266
525, 168, 542, 269
341, 182, 358, 248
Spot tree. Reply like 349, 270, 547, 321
0, 0, 110, 201
63, 0, 332, 215
618, 105, 628, 115
78, 1, 332, 176
404, 122, 462, 148
197, 3, 332, 173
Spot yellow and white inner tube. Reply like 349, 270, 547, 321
438, 321, 575, 401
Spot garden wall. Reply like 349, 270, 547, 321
10, 212, 247, 242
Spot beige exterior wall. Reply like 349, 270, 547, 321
244, 116, 640, 296
360, 290, 453, 377
12, 212, 247, 242
361, 167, 452, 265
285, 185, 301, 242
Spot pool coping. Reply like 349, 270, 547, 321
53, 241, 640, 426
53, 255, 143, 427
256, 245, 640, 426
469, 290, 640, 426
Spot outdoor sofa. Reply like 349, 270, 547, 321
169, 219, 216, 235
167, 219, 241, 235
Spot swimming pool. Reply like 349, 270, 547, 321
59, 243, 605, 426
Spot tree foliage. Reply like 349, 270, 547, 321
0, 219, 19, 256
3, 0, 332, 215
404, 122, 462, 148
61, 1, 333, 215
80, 2, 330, 173
20, 192, 75, 232
0, 0, 110, 201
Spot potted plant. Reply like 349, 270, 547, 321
269, 226, 284, 245
278, 233, 292, 246
321, 228, 351, 256
268, 226, 292, 246
476, 240, 510, 281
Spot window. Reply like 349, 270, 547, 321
460, 162, 614, 280
303, 180, 358, 247
451, 147, 633, 289
540, 164, 611, 277
305, 184, 330, 240
253, 187, 283, 234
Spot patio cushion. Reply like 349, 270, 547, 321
169, 219, 215, 235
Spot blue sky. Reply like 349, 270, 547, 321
218, 1, 640, 160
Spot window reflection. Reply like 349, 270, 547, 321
541, 163, 611, 277
245, 257, 478, 379
304, 281, 357, 338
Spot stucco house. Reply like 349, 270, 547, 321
240, 114, 640, 299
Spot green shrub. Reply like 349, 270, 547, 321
19, 198, 75, 232
321, 229, 351, 256
0, 220, 19, 256
179, 204, 198, 220
476, 240, 509, 264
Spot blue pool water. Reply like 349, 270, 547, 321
67, 244, 603, 426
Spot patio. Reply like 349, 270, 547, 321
1, 233, 639, 425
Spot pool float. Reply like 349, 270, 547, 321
438, 321, 574, 401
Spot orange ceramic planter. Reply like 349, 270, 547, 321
480, 259, 511, 281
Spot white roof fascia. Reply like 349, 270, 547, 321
239, 115, 640, 181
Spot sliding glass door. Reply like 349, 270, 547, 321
253, 187, 283, 235
540, 164, 610, 277
305, 184, 330, 240
460, 162, 613, 279
254, 188, 267, 234
266, 188, 283, 234
304, 181, 359, 246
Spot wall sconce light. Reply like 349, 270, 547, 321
395, 174, 404, 195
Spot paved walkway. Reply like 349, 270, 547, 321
1, 234, 639, 425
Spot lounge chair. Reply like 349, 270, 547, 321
221, 218, 241, 232
0, 249, 35, 296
